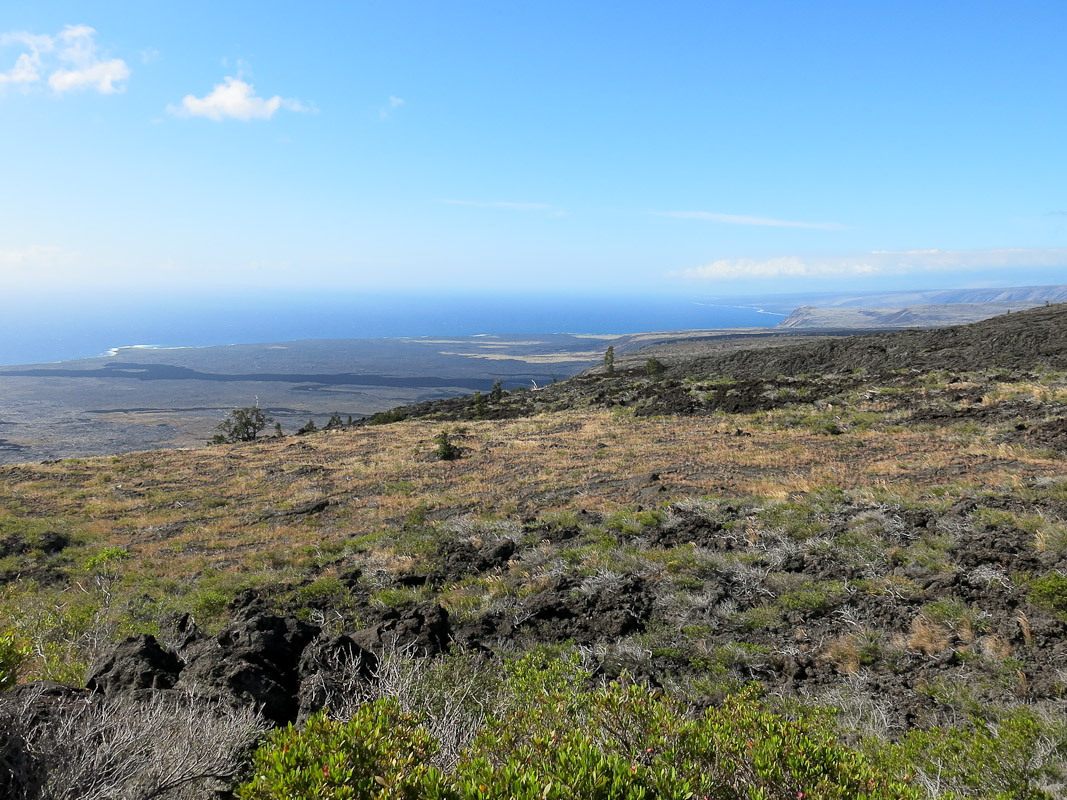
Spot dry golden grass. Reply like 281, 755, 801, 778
2, 402, 1064, 619
821, 635, 862, 674
907, 614, 951, 656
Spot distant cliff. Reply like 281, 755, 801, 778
805, 283, 1067, 309
777, 302, 1029, 329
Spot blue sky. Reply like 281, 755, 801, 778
1, 1, 1065, 299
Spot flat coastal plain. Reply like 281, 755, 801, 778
0, 334, 615, 463
0, 328, 861, 464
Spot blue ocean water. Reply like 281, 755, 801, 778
0, 291, 787, 366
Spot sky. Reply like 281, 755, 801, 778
1, 1, 1065, 301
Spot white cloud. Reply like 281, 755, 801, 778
168, 76, 309, 121
49, 58, 129, 94
0, 25, 128, 94
0, 50, 42, 85
47, 24, 129, 94
0, 31, 53, 86
658, 210, 846, 230
677, 256, 873, 280
676, 248, 1067, 281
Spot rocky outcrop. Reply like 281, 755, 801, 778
83, 605, 380, 727
351, 602, 452, 657
86, 634, 182, 694
176, 607, 318, 725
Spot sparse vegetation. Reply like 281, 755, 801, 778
434, 430, 461, 461
211, 405, 273, 444
4, 305, 1067, 797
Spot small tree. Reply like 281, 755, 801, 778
324, 412, 345, 431
211, 406, 273, 444
434, 431, 460, 461
489, 379, 504, 403
604, 346, 615, 375
472, 391, 486, 420
645, 357, 665, 377
296, 419, 319, 436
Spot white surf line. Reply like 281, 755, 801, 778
99, 344, 214, 357
691, 301, 789, 317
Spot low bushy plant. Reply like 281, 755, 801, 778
370, 409, 407, 425
236, 654, 922, 799
237, 700, 448, 800
0, 630, 28, 690
1029, 570, 1067, 620
869, 708, 1067, 799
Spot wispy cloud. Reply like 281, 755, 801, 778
0, 245, 78, 281
380, 95, 404, 119
675, 248, 1067, 281
168, 76, 311, 121
0, 25, 128, 94
658, 210, 846, 230
445, 199, 557, 212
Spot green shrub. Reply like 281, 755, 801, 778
869, 708, 1067, 799
370, 409, 407, 425
738, 605, 782, 631
237, 700, 449, 800
435, 431, 460, 461
0, 629, 28, 690
1029, 570, 1067, 620
778, 580, 844, 614
463, 656, 919, 800
191, 589, 231, 623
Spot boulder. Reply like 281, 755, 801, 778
353, 602, 451, 657
177, 607, 318, 725
86, 634, 182, 695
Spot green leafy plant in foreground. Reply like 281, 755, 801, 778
237, 699, 449, 800
868, 707, 1067, 800
237, 654, 921, 800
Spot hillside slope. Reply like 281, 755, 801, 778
692, 302, 1067, 379
2, 302, 1067, 798
776, 302, 1028, 329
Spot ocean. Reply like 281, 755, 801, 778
0, 291, 787, 367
